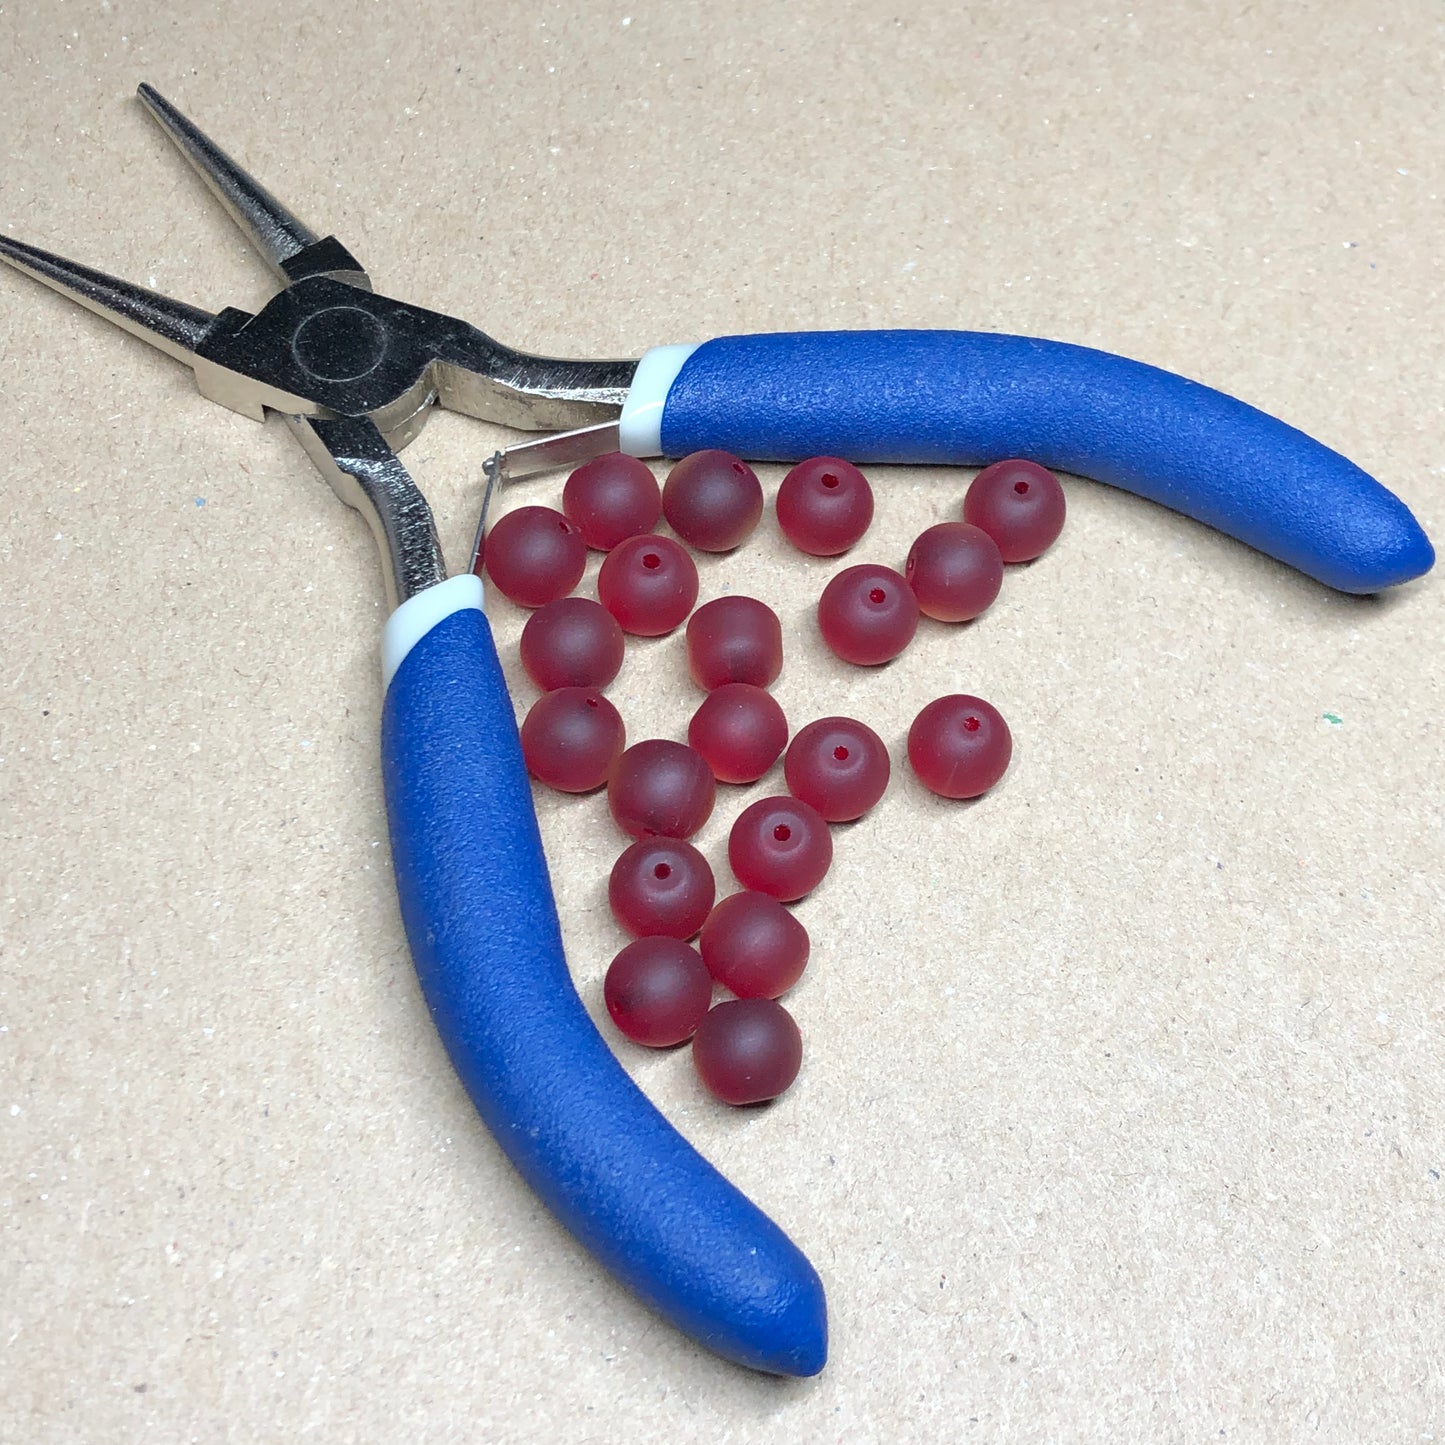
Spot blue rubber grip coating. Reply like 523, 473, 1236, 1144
380, 606, 827, 1377
657, 331, 1434, 594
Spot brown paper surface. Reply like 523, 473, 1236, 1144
2, 3, 1441, 1441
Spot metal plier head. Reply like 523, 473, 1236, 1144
0, 84, 637, 607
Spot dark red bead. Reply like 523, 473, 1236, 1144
904, 522, 1004, 622
775, 456, 875, 556
596, 534, 699, 636
519, 596, 626, 691
662, 450, 764, 551
783, 716, 890, 822
699, 892, 810, 999
816, 563, 919, 666
605, 937, 713, 1047
727, 795, 832, 902
562, 452, 662, 551
685, 595, 784, 690
692, 998, 803, 1104
608, 739, 717, 839
963, 459, 1067, 562
520, 687, 625, 793
608, 838, 716, 940
481, 504, 587, 608
688, 683, 789, 785
907, 694, 1012, 799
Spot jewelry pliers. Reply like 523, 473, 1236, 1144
1, 84, 1431, 1381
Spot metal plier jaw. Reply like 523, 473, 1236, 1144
0, 84, 636, 607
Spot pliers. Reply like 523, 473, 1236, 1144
1, 85, 1432, 1381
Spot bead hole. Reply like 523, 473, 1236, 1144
820, 472, 839, 489
585, 697, 600, 709
1013, 480, 1030, 495
963, 715, 981, 732
868, 587, 887, 604
642, 552, 661, 570
653, 862, 672, 880
773, 824, 792, 842
833, 745, 849, 761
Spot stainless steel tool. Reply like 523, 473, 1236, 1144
3, 83, 1431, 1382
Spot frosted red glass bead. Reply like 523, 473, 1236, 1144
596, 533, 699, 636
481, 504, 587, 608
663, 450, 764, 551
816, 563, 919, 666
775, 456, 875, 556
692, 998, 803, 1105
783, 716, 890, 822
685, 595, 784, 691
907, 694, 1012, 799
562, 452, 662, 551
698, 891, 811, 999
519, 687, 625, 793
608, 838, 716, 940
727, 795, 833, 902
519, 596, 626, 691
688, 683, 789, 784
904, 522, 1004, 622
608, 739, 717, 839
963, 459, 1067, 562
605, 937, 713, 1047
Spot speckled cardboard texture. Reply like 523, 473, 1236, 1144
1, 3, 1441, 1441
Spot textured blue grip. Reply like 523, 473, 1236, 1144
380, 606, 826, 1377
658, 331, 1433, 594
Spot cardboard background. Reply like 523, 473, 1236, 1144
2, 3, 1441, 1440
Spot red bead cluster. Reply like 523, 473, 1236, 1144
812, 457, 1066, 670
480, 447, 1067, 1106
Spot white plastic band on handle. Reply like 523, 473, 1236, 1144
617, 343, 699, 457
382, 573, 484, 690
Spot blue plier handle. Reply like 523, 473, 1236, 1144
2, 85, 1431, 1380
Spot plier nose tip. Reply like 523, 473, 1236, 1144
0, 229, 216, 364
137, 81, 334, 285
